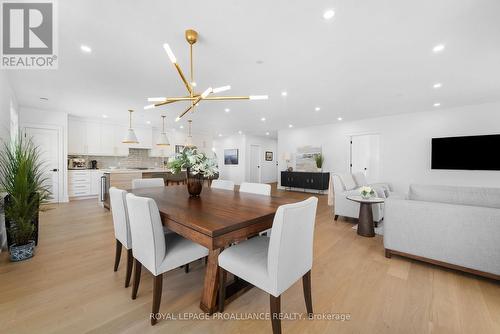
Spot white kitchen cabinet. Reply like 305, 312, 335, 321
68, 119, 87, 155
90, 170, 104, 195
68, 170, 91, 197
100, 123, 115, 156
85, 122, 101, 155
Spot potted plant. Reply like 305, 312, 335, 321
315, 153, 324, 172
169, 147, 218, 197
359, 186, 376, 199
0, 137, 50, 261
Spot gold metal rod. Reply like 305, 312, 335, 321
174, 63, 193, 94
204, 96, 251, 100
153, 100, 179, 108
177, 96, 203, 119
190, 44, 194, 87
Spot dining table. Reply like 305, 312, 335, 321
130, 185, 297, 314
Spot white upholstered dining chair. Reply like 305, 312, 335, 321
109, 187, 134, 287
126, 193, 209, 325
132, 178, 165, 189
211, 179, 235, 191
218, 197, 318, 334
239, 182, 271, 196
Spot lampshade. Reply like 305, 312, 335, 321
123, 128, 138, 144
157, 132, 170, 146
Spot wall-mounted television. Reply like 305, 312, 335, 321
431, 134, 500, 170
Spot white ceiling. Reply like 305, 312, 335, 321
6, 0, 500, 138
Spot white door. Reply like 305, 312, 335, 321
23, 126, 62, 203
350, 134, 380, 182
249, 145, 261, 183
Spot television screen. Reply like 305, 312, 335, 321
431, 134, 500, 170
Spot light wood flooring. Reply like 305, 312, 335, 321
1, 185, 499, 334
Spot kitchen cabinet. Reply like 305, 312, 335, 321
68, 119, 87, 155
100, 123, 115, 156
90, 170, 104, 195
86, 122, 101, 155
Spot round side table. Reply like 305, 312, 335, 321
346, 195, 385, 237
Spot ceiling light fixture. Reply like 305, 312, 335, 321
433, 83, 442, 89
323, 9, 335, 20
102, 114, 108, 118
261, 117, 266, 121
40, 97, 48, 101
180, 125, 184, 129
156, 115, 170, 146
288, 124, 293, 128
266, 132, 270, 136
146, 121, 151, 124
238, 130, 242, 135
315, 107, 321, 111
281, 91, 287, 97
122, 110, 139, 144
224, 108, 230, 113
432, 44, 445, 53
80, 45, 92, 53
145, 29, 268, 120
433, 103, 441, 107
337, 117, 343, 121
218, 134, 222, 137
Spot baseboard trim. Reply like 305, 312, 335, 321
385, 248, 500, 281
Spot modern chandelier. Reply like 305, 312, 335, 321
144, 29, 268, 121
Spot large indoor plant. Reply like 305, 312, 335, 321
0, 137, 51, 261
169, 147, 218, 197
315, 153, 324, 171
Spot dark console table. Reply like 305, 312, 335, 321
281, 171, 330, 193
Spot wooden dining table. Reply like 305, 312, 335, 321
130, 185, 296, 314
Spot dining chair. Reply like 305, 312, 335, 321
218, 197, 318, 334
132, 178, 165, 189
125, 193, 209, 325
109, 187, 134, 288
239, 182, 271, 196
211, 179, 235, 191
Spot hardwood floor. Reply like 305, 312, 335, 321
1, 185, 499, 334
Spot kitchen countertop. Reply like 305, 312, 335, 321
101, 168, 173, 174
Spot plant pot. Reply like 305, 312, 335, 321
186, 168, 203, 197
9, 240, 35, 262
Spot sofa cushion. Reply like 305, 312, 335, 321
339, 173, 357, 190
408, 184, 500, 209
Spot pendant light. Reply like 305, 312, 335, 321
185, 119, 194, 147
156, 115, 170, 146
122, 109, 139, 143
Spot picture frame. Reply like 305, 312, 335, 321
265, 151, 273, 161
224, 149, 239, 165
175, 145, 185, 154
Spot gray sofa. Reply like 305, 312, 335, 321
384, 184, 500, 279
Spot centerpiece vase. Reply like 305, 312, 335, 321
186, 167, 203, 197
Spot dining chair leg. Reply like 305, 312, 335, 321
151, 274, 163, 325
125, 249, 133, 288
302, 270, 313, 317
113, 239, 122, 272
185, 263, 190, 274
218, 267, 226, 312
131, 259, 142, 300
270, 294, 282, 334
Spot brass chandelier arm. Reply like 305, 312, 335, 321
177, 95, 204, 120
173, 63, 193, 94
204, 96, 251, 100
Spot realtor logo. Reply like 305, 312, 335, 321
1, 0, 58, 69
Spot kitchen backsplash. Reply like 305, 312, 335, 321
69, 148, 168, 169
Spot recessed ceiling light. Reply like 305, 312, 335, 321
191, 81, 197, 87
40, 97, 48, 101
281, 91, 287, 97
337, 117, 343, 121
80, 44, 92, 53
323, 9, 335, 20
261, 117, 266, 121
238, 130, 242, 135
432, 44, 445, 53
102, 114, 108, 118
433, 83, 442, 89
180, 125, 184, 129
146, 121, 151, 124
288, 124, 293, 128
218, 134, 222, 137
315, 107, 321, 111
224, 108, 230, 113
433, 103, 441, 107
266, 132, 270, 136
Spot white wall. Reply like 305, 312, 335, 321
213, 135, 246, 185
19, 107, 69, 202
245, 135, 278, 184
278, 102, 500, 193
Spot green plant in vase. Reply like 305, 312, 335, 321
169, 147, 218, 197
315, 153, 324, 171
0, 137, 51, 261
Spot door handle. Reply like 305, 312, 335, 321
51, 169, 59, 172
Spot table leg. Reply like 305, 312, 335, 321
200, 248, 221, 314
357, 203, 375, 237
